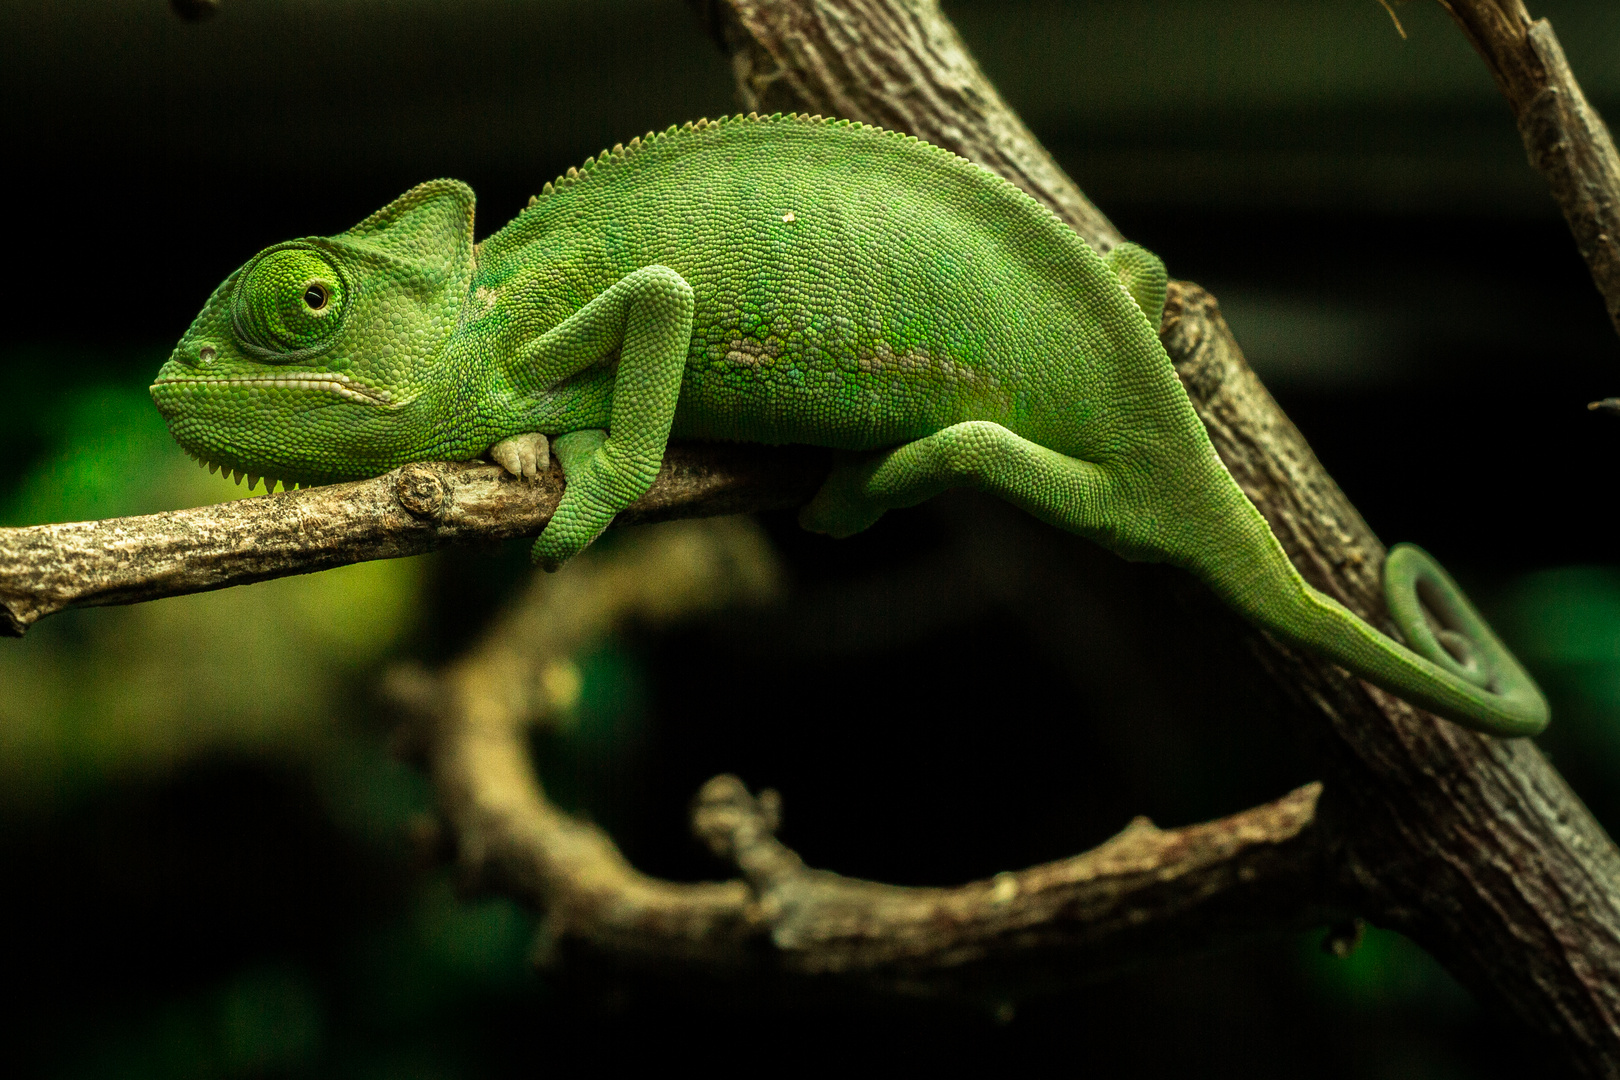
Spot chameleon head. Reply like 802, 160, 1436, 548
151, 179, 477, 486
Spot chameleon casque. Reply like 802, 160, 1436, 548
151, 113, 1548, 737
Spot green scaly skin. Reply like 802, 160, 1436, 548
150, 113, 1548, 737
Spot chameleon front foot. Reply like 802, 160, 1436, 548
531, 429, 621, 571
489, 432, 551, 479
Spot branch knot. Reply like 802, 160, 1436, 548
394, 464, 451, 521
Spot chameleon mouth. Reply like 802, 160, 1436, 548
149, 373, 394, 406
150, 374, 394, 492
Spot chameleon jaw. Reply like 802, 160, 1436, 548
149, 373, 395, 406
177, 445, 305, 494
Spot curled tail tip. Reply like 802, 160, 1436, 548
1383, 542, 1549, 738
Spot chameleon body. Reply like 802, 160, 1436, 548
151, 113, 1547, 737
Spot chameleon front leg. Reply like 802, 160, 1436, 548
519, 265, 695, 569
801, 420, 1120, 546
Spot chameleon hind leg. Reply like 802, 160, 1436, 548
1104, 242, 1168, 329
518, 265, 695, 570
800, 420, 1117, 542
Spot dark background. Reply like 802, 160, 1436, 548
4, 1, 1620, 1075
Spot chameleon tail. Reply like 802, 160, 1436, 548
1207, 533, 1548, 737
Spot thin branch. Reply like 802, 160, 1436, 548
1438, 0, 1620, 345
394, 519, 1336, 999
0, 444, 828, 637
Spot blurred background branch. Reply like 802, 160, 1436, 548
1438, 0, 1620, 348
389, 517, 1337, 999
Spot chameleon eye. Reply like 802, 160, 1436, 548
232, 247, 348, 361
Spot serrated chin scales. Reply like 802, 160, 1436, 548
180, 447, 307, 494
151, 374, 393, 406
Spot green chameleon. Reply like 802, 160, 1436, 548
151, 113, 1547, 737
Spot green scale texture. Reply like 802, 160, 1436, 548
152, 113, 1548, 737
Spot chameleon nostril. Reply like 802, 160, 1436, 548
198, 345, 217, 364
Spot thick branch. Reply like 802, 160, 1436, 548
396, 519, 1336, 999
1439, 0, 1620, 343
694, 0, 1123, 252
695, 0, 1620, 1071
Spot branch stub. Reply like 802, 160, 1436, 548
394, 464, 451, 521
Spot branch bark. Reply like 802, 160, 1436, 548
1438, 0, 1620, 345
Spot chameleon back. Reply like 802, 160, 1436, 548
476, 114, 1189, 465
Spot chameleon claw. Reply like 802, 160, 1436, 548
489, 432, 551, 479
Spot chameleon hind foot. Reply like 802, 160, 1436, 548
490, 432, 551, 479
801, 420, 1114, 542
798, 452, 890, 537
1104, 242, 1168, 329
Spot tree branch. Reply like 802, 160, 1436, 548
391, 518, 1337, 1000
0, 444, 828, 637
1438, 0, 1620, 345
692, 0, 1620, 1070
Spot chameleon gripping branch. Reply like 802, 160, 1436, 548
0, 443, 828, 637
692, 0, 1620, 1070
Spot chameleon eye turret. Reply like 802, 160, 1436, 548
231, 246, 348, 361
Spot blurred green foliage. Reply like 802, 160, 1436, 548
0, 356, 544, 1076
66, 966, 324, 1079
0, 375, 424, 806
1496, 567, 1620, 812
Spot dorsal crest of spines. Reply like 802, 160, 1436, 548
518, 112, 957, 215
513, 111, 1084, 262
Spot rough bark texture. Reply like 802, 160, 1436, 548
1439, 0, 1620, 344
